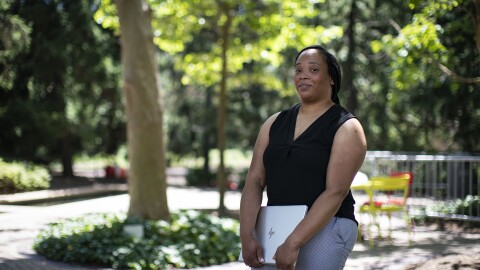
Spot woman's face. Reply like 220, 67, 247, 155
294, 49, 333, 103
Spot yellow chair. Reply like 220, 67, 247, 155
357, 174, 412, 246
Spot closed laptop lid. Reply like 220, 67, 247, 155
239, 205, 308, 265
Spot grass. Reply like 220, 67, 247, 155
172, 149, 252, 169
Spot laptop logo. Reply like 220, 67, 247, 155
268, 227, 275, 239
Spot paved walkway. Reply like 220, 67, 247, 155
1, 184, 479, 270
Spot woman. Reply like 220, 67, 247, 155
239, 45, 367, 270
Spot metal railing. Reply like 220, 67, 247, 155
359, 151, 480, 219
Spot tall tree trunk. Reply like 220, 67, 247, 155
216, 2, 232, 215
474, 0, 480, 54
116, 0, 169, 220
61, 134, 74, 177
345, 0, 357, 114
202, 86, 213, 174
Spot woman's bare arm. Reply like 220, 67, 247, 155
239, 113, 279, 268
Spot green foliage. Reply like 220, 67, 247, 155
0, 0, 31, 90
0, 158, 51, 194
34, 210, 240, 269
429, 195, 480, 217
186, 167, 217, 187
33, 214, 127, 265
95, 0, 343, 88
367, 0, 479, 152
133, 0, 339, 90
185, 167, 239, 188
147, 0, 340, 160
0, 0, 124, 171
408, 0, 462, 12
93, 0, 119, 34
2, 0, 479, 174
371, 12, 447, 90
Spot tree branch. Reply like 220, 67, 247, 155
388, 19, 402, 33
436, 61, 480, 84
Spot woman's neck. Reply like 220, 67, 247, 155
299, 100, 335, 116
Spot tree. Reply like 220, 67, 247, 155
0, 0, 124, 176
475, 0, 480, 53
97, 0, 343, 214
147, 0, 342, 214
371, 0, 480, 151
310, 0, 415, 150
116, 0, 170, 220
344, 1, 358, 114
0, 0, 30, 91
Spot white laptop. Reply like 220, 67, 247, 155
239, 205, 308, 265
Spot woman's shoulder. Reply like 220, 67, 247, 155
262, 112, 280, 129
330, 104, 357, 123
336, 113, 365, 141
265, 103, 299, 125
332, 104, 354, 116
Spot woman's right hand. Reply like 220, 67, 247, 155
242, 237, 265, 268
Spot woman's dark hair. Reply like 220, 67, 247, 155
294, 45, 341, 105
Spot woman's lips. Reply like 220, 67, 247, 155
297, 83, 311, 90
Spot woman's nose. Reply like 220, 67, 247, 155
295, 70, 305, 78
299, 72, 308, 79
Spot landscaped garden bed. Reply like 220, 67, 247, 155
34, 210, 240, 270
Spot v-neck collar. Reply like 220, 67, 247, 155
289, 103, 336, 143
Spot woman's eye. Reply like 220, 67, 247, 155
295, 69, 301, 73
310, 68, 319, 72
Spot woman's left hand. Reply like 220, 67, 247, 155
272, 241, 299, 270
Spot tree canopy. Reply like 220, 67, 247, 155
0, 0, 123, 176
1, 0, 478, 176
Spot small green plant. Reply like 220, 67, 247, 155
411, 195, 480, 227
430, 195, 480, 217
34, 210, 241, 269
0, 158, 51, 194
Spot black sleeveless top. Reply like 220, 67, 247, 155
263, 103, 357, 223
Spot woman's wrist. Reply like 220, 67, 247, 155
240, 229, 256, 241
285, 234, 303, 250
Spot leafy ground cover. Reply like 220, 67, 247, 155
34, 210, 240, 270
412, 195, 480, 227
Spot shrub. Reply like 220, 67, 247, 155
34, 210, 241, 269
0, 158, 51, 194
185, 167, 216, 187
430, 195, 480, 217
186, 167, 242, 190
